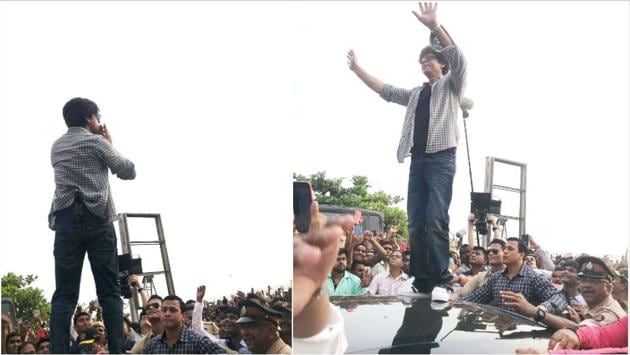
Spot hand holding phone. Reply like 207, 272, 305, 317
293, 181, 314, 233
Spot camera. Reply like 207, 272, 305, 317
470, 192, 501, 236
118, 254, 143, 299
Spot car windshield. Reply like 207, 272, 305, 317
330, 296, 554, 354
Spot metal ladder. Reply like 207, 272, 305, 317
117, 213, 176, 322
483, 157, 527, 247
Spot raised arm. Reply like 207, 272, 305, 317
412, 2, 453, 47
347, 49, 385, 95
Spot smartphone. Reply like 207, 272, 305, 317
293, 181, 313, 233
354, 224, 363, 236
521, 234, 529, 246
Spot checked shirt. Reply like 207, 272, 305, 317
461, 264, 568, 315
143, 325, 226, 354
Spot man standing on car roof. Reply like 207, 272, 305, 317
348, 2, 468, 302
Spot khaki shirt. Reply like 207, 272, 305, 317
580, 295, 627, 326
266, 337, 292, 354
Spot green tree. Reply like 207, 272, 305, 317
1, 273, 51, 321
294, 171, 409, 241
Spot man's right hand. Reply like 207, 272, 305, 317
293, 201, 342, 316
468, 213, 475, 226
99, 124, 112, 144
347, 49, 359, 72
548, 328, 580, 350
129, 274, 140, 288
197, 285, 206, 303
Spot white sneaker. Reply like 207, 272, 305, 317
396, 277, 431, 298
431, 285, 452, 303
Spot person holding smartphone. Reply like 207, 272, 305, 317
48, 97, 136, 354
347, 2, 467, 302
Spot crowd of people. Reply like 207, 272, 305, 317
1, 282, 292, 354
293, 199, 628, 354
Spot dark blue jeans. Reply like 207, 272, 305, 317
407, 148, 456, 292
49, 201, 124, 354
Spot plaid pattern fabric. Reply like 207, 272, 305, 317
143, 326, 225, 354
49, 127, 135, 229
380, 45, 467, 162
461, 264, 568, 315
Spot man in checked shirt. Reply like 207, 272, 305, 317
347, 2, 467, 303
48, 97, 136, 353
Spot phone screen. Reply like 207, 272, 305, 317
293, 181, 313, 233
354, 224, 363, 236
521, 234, 529, 246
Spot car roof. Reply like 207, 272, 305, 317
330, 296, 554, 354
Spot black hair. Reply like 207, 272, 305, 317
147, 294, 163, 303
560, 260, 579, 271
350, 260, 368, 271
380, 240, 395, 248
18, 341, 36, 354
506, 237, 527, 254
419, 46, 449, 75
460, 244, 470, 250
489, 239, 506, 249
62, 97, 99, 127
162, 295, 186, 313
73, 311, 91, 325
338, 248, 349, 258
36, 337, 50, 350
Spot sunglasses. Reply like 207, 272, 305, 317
145, 303, 160, 311
488, 249, 501, 255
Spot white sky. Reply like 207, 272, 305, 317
0, 1, 628, 309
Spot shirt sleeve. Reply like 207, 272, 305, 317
537, 275, 568, 315
380, 84, 413, 106
534, 248, 555, 271
440, 45, 467, 96
193, 301, 204, 333
293, 302, 348, 355
367, 274, 379, 295
94, 137, 136, 180
461, 275, 493, 304
577, 316, 628, 350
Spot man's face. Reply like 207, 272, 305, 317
6, 335, 22, 354
388, 251, 403, 268
353, 245, 367, 261
240, 322, 276, 353
578, 277, 612, 307
487, 243, 504, 266
503, 241, 522, 265
19, 343, 36, 354
350, 263, 366, 278
382, 244, 394, 255
561, 266, 579, 287
459, 246, 471, 265
419, 56, 444, 81
37, 341, 50, 354
333, 253, 348, 273
160, 300, 184, 330
525, 255, 537, 268
86, 113, 101, 134
75, 314, 91, 333
470, 249, 486, 266
552, 269, 564, 285
145, 299, 162, 321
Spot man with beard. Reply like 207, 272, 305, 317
236, 299, 291, 354
326, 249, 367, 296
143, 295, 224, 354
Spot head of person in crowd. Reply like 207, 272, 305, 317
36, 337, 49, 354
504, 238, 526, 267
17, 342, 36, 354
560, 260, 580, 288
487, 239, 505, 267
333, 248, 349, 275
146, 294, 164, 322
380, 240, 395, 255
419, 46, 449, 79
575, 255, 616, 307
471, 246, 488, 266
388, 250, 404, 271
350, 260, 368, 279
71, 311, 91, 339
402, 250, 411, 274
5, 332, 22, 354
353, 243, 368, 261
524, 250, 537, 269
62, 97, 100, 132
183, 299, 196, 327
77, 327, 104, 354
91, 321, 107, 346
236, 298, 284, 354
161, 295, 187, 331
612, 267, 628, 297
459, 244, 471, 266
551, 266, 564, 287
367, 249, 375, 259
223, 306, 240, 322
271, 303, 292, 347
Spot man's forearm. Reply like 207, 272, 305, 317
432, 24, 454, 48
294, 289, 331, 338
542, 312, 578, 330
352, 66, 385, 95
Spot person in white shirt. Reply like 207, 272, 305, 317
368, 250, 409, 295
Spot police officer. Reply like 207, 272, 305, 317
236, 299, 291, 354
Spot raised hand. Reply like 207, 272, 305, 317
412, 2, 439, 30
293, 201, 343, 316
347, 49, 359, 72
197, 285, 206, 303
